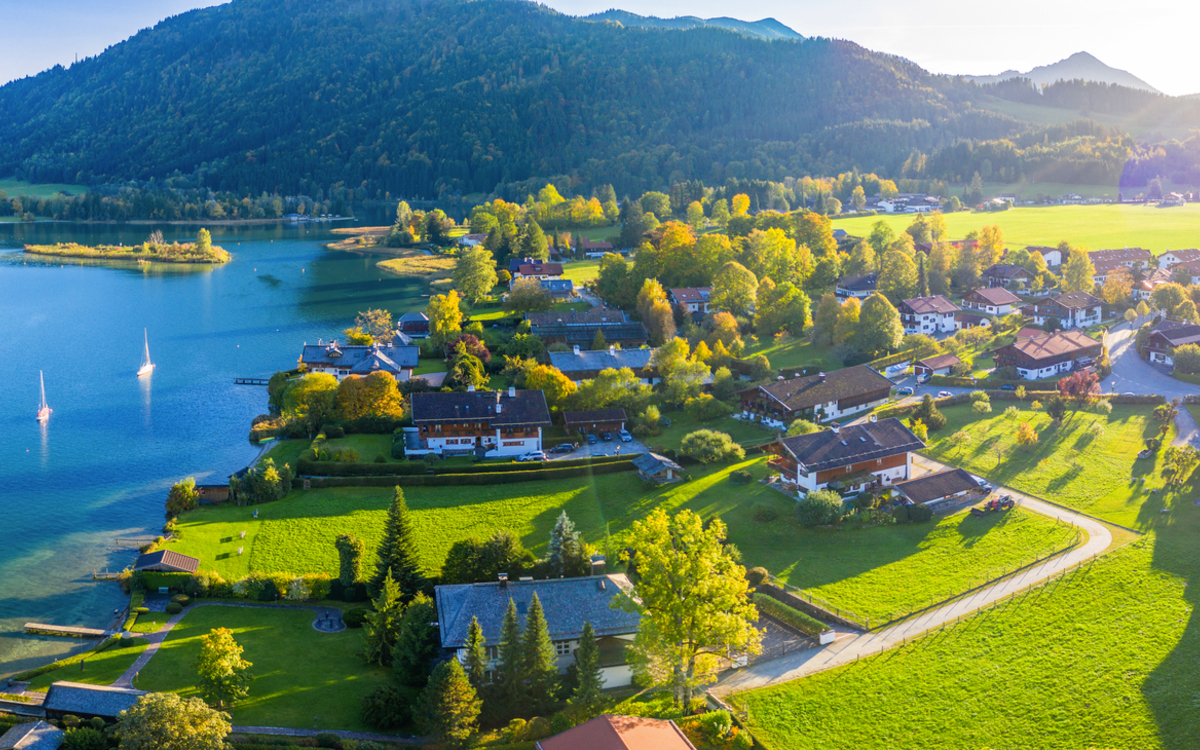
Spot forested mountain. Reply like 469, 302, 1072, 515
584, 10, 804, 41
0, 0, 1021, 200
968, 52, 1160, 94
1, 0, 1197, 202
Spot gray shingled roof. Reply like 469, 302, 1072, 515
411, 389, 552, 427
562, 409, 628, 426
632, 453, 683, 474
133, 550, 200, 573
548, 347, 656, 375
965, 287, 1021, 306
744, 365, 893, 412
1050, 291, 1102, 310
0, 721, 63, 750
435, 575, 640, 648
300, 342, 419, 373
43, 682, 145, 719
894, 468, 979, 504
777, 418, 925, 472
836, 273, 877, 292
901, 296, 960, 315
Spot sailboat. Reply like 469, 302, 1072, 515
137, 329, 155, 377
36, 371, 51, 422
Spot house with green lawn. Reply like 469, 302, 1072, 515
765, 418, 925, 495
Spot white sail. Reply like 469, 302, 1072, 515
37, 371, 51, 421
137, 329, 155, 376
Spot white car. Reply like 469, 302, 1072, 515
937, 390, 952, 398
516, 451, 546, 462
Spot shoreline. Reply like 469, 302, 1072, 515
2, 217, 358, 227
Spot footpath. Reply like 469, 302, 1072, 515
713, 457, 1113, 696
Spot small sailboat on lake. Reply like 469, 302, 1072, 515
137, 329, 155, 377
36, 371, 52, 422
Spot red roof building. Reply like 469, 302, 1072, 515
536, 715, 696, 750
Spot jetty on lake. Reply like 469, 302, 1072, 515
24, 623, 112, 638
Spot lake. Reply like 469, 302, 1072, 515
0, 217, 426, 677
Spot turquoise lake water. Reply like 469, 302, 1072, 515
0, 218, 427, 677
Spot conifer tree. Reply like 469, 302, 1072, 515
496, 598, 524, 713
569, 621, 605, 719
547, 511, 585, 577
418, 659, 481, 748
464, 616, 488, 693
362, 570, 405, 667
522, 593, 559, 711
591, 329, 607, 351
372, 487, 425, 598
392, 593, 440, 688
917, 253, 929, 297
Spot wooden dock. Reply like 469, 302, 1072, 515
234, 377, 270, 386
24, 623, 112, 638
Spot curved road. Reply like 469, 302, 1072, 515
713, 459, 1111, 696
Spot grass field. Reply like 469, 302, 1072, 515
26, 639, 149, 691
834, 204, 1200, 255
922, 404, 1170, 528
647, 413, 778, 452
129, 611, 171, 634
561, 258, 603, 284
0, 178, 87, 200
742, 335, 842, 373
136, 606, 390, 732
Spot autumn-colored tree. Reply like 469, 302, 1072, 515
427, 290, 464, 349
812, 292, 841, 345
711, 261, 758, 316
731, 194, 750, 216
524, 363, 577, 409
1101, 266, 1133, 306
975, 225, 1005, 268
1062, 250, 1096, 294
833, 296, 860, 346
878, 250, 918, 304
857, 294, 904, 357
336, 371, 406, 422
1016, 422, 1038, 447
195, 628, 252, 708
1058, 370, 1099, 410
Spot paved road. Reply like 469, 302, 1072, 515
1104, 321, 1198, 400
712, 459, 1111, 696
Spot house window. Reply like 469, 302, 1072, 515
555, 641, 572, 656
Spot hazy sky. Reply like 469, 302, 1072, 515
0, 0, 1193, 96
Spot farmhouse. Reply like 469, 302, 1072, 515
982, 263, 1033, 289
410, 387, 552, 457
737, 365, 894, 427
835, 273, 877, 299
765, 418, 925, 495
1134, 268, 1174, 300
457, 233, 487, 247
435, 574, 641, 688
954, 311, 991, 330
961, 287, 1021, 316
1158, 248, 1200, 269
914, 353, 962, 379
398, 312, 429, 337
992, 330, 1102, 380
299, 341, 418, 381
1143, 320, 1200, 367
1088, 247, 1152, 271
563, 408, 627, 437
1021, 292, 1103, 330
526, 308, 649, 348
893, 468, 981, 506
537, 715, 697, 750
540, 279, 577, 300
1090, 259, 1134, 286
668, 287, 712, 314
898, 295, 960, 334
511, 260, 564, 285
1026, 245, 1063, 267
579, 238, 615, 257
133, 550, 200, 574
42, 682, 146, 722
548, 346, 659, 384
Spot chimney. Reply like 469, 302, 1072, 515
573, 345, 581, 355
498, 572, 508, 587
508, 386, 516, 398
830, 423, 840, 434
818, 372, 827, 382
870, 414, 878, 423
609, 345, 616, 354
777, 375, 785, 381
495, 391, 502, 414
590, 554, 606, 576
467, 385, 476, 393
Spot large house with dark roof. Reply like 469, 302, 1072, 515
893, 468, 981, 506
436, 574, 641, 688
1158, 248, 1200, 269
397, 312, 429, 337
961, 287, 1021, 316
548, 346, 660, 384
1088, 247, 1153, 271
765, 419, 925, 495
898, 296, 960, 334
992, 330, 1103, 379
537, 715, 697, 750
1143, 320, 1200, 367
737, 365, 894, 427
834, 273, 878, 299
42, 682, 146, 721
410, 387, 552, 457
511, 260, 564, 286
982, 263, 1033, 289
1021, 292, 1103, 330
526, 308, 648, 348
668, 287, 712, 314
299, 341, 419, 381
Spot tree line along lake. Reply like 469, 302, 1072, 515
0, 214, 425, 677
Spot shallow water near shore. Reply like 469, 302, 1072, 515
0, 215, 424, 677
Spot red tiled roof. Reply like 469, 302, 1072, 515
966, 287, 1021, 306
537, 715, 696, 750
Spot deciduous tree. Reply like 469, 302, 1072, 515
427, 290, 464, 349
1062, 250, 1096, 294
282, 372, 338, 436
453, 246, 499, 304
195, 628, 252, 708
118, 693, 230, 750
1016, 422, 1038, 447
680, 430, 745, 464
857, 294, 904, 357
711, 261, 758, 316
503, 278, 553, 314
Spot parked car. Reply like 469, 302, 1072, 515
1137, 449, 1154, 459
516, 451, 546, 462
586, 433, 598, 445
602, 432, 614, 442
896, 386, 914, 396
999, 384, 1016, 391
937, 390, 952, 398
619, 429, 633, 442
551, 443, 575, 454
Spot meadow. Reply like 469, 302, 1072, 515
741, 335, 841, 373
136, 606, 390, 732
923, 403, 1170, 528
834, 203, 1200, 254
0, 178, 87, 200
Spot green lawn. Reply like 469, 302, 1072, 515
469, 300, 590, 322
561, 258, 603, 284
130, 611, 171, 634
742, 336, 841, 373
136, 606, 391, 732
647, 413, 778, 452
27, 639, 149, 691
923, 404, 1170, 528
260, 439, 308, 469
0, 177, 87, 200
723, 480, 1079, 623
734, 504, 1200, 750
834, 203, 1200, 255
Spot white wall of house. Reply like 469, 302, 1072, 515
1149, 350, 1175, 366
903, 311, 956, 335
795, 453, 912, 494
1016, 360, 1077, 379
963, 300, 1012, 316
304, 364, 412, 381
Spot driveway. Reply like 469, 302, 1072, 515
1104, 321, 1198, 400
546, 435, 646, 460
712, 459, 1111, 696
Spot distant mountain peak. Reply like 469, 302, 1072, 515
584, 9, 804, 42
967, 51, 1160, 94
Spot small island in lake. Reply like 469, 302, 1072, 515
25, 228, 231, 264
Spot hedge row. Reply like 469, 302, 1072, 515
868, 347, 924, 370
306, 460, 636, 488
928, 375, 1060, 388
298, 453, 632, 477
753, 593, 829, 637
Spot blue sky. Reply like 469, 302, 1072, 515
0, 0, 1192, 96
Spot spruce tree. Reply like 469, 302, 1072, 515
591, 329, 607, 351
496, 598, 524, 714
391, 593, 441, 688
464, 616, 488, 693
547, 511, 585, 577
418, 659, 481, 748
372, 486, 425, 598
569, 621, 605, 719
362, 570, 405, 667
522, 593, 559, 711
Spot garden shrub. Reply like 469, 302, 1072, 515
390, 441, 406, 459
134, 607, 150, 615
795, 489, 843, 527
892, 505, 910, 524
524, 717, 552, 741
679, 429, 745, 463
88, 718, 105, 731
752, 593, 828, 636
62, 727, 107, 750
729, 469, 753, 485
165, 602, 183, 615
908, 504, 933, 523
322, 425, 346, 439
752, 504, 778, 522
374, 453, 387, 463
746, 567, 769, 587
343, 607, 371, 628
171, 594, 190, 605
314, 733, 343, 749
332, 448, 360, 463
